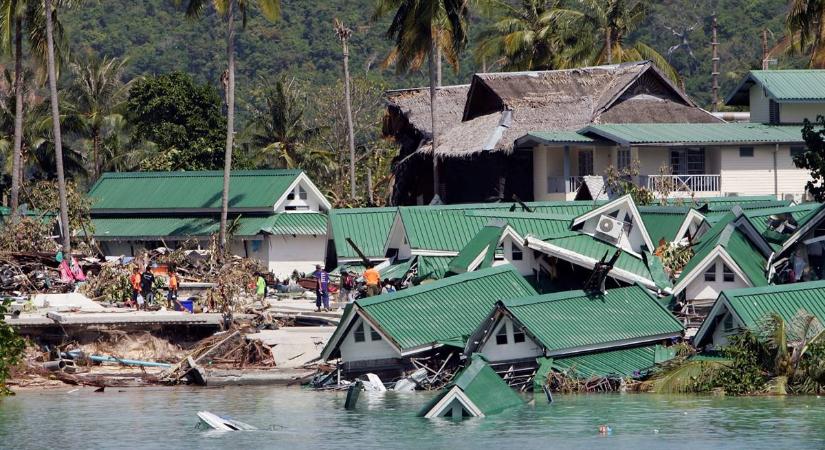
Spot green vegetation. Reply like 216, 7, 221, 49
796, 116, 825, 201
0, 299, 25, 396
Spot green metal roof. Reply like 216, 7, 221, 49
721, 280, 825, 331
579, 123, 805, 145
676, 217, 769, 289
743, 203, 822, 247
419, 354, 523, 417
638, 207, 691, 244
522, 130, 596, 144
727, 70, 825, 105
448, 222, 505, 274
549, 344, 676, 379
329, 207, 397, 259
399, 203, 588, 252
89, 170, 303, 211
500, 285, 683, 355
92, 212, 324, 239
355, 265, 537, 351
267, 212, 327, 236
415, 256, 453, 282
539, 233, 662, 284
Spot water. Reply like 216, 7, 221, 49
1, 386, 824, 449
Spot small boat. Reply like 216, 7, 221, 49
196, 411, 257, 431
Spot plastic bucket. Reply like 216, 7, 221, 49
177, 299, 194, 313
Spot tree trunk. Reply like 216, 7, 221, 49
218, 0, 236, 255
436, 31, 442, 87
44, 0, 71, 254
605, 28, 612, 64
10, 16, 23, 218
92, 127, 101, 180
428, 39, 440, 202
342, 36, 356, 199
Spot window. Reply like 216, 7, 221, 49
704, 264, 716, 282
495, 324, 508, 345
370, 326, 382, 341
578, 150, 594, 176
511, 243, 523, 261
617, 148, 631, 171
791, 146, 806, 158
739, 147, 754, 158
354, 322, 365, 343
722, 264, 735, 282
670, 148, 706, 175
723, 313, 734, 332
513, 328, 526, 343
769, 99, 780, 124
286, 186, 308, 201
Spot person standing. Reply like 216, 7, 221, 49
129, 267, 142, 309
363, 263, 381, 297
338, 270, 354, 308
167, 268, 179, 309
141, 267, 156, 309
256, 273, 267, 299
313, 264, 330, 312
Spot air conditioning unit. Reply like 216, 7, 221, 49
595, 215, 623, 242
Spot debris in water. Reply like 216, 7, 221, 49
196, 411, 257, 431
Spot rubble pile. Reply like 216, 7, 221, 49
0, 252, 84, 295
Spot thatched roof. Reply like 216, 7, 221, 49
384, 85, 470, 139
423, 61, 720, 157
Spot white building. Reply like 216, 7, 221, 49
89, 170, 330, 277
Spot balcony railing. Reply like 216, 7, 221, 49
643, 174, 720, 193
547, 176, 584, 194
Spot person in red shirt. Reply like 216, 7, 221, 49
129, 267, 142, 309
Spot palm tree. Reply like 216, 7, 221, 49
553, 0, 678, 81
42, 0, 70, 254
787, 0, 825, 68
180, 0, 280, 254
374, 0, 468, 202
66, 54, 129, 181
334, 18, 357, 199
475, 0, 563, 71
244, 77, 329, 171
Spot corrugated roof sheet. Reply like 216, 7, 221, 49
267, 213, 327, 236
539, 233, 658, 283
357, 265, 537, 350
580, 123, 804, 145
746, 70, 825, 102
89, 170, 302, 211
447, 223, 505, 274
93, 212, 324, 239
329, 207, 397, 259
639, 207, 691, 243
501, 285, 683, 355
523, 131, 595, 143
744, 203, 822, 247
721, 280, 825, 330
550, 344, 676, 379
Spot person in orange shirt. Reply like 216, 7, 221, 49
363, 263, 381, 297
129, 266, 142, 309
167, 268, 179, 309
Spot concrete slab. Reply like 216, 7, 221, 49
246, 327, 335, 368
44, 311, 224, 326
32, 293, 105, 312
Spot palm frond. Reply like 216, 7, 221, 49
647, 359, 728, 394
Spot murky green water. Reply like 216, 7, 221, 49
1, 386, 824, 449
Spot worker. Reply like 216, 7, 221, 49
167, 268, 179, 309
140, 266, 156, 309
313, 264, 330, 312
339, 270, 355, 308
129, 267, 142, 309
363, 263, 381, 297
256, 272, 267, 299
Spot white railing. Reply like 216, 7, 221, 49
644, 174, 720, 193
547, 176, 584, 194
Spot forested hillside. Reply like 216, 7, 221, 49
63, 0, 798, 111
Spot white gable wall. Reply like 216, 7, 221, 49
495, 235, 535, 276
684, 255, 749, 304
276, 178, 328, 213
709, 308, 744, 349
479, 317, 543, 363
581, 204, 646, 253
339, 316, 401, 363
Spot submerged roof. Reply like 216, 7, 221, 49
325, 265, 537, 357
726, 70, 825, 105
329, 207, 398, 260
639, 206, 694, 244
92, 212, 327, 239
548, 344, 676, 379
695, 280, 825, 345
89, 170, 304, 212
496, 284, 683, 356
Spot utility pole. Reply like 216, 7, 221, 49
335, 18, 357, 199
762, 29, 770, 70
711, 16, 720, 112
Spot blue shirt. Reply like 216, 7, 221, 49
313, 270, 329, 293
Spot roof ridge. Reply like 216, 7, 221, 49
724, 279, 825, 298
503, 284, 647, 306
98, 169, 303, 179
